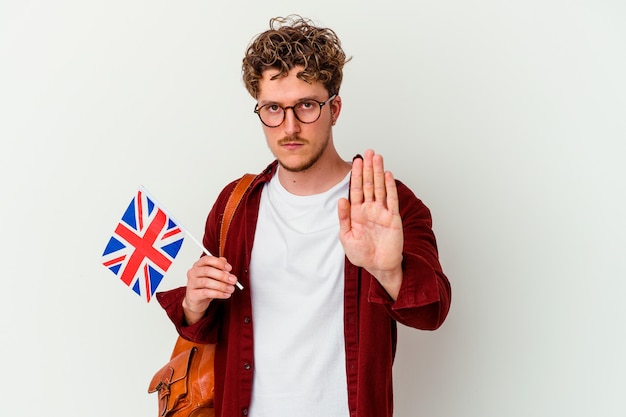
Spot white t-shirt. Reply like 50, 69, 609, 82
248, 170, 351, 417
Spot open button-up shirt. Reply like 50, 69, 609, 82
157, 160, 452, 417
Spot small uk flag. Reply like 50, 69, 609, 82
102, 187, 184, 302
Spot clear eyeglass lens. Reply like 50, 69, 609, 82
293, 101, 320, 122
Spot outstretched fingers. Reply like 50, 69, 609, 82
373, 153, 387, 206
349, 150, 398, 213
350, 154, 364, 205
384, 170, 400, 215
355, 150, 389, 207
362, 150, 375, 202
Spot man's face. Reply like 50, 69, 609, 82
256, 66, 341, 173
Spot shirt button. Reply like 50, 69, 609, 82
244, 317, 251, 324
242, 408, 249, 415
244, 362, 251, 370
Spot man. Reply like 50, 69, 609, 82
158, 15, 451, 417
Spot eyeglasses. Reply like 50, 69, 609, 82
254, 95, 336, 128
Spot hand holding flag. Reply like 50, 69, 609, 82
101, 186, 243, 302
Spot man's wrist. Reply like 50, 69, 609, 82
370, 262, 403, 301
182, 298, 209, 325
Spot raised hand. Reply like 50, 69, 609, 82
338, 149, 404, 299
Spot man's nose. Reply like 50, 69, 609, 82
282, 107, 301, 135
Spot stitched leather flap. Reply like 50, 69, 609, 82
148, 347, 196, 393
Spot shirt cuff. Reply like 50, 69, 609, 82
367, 252, 442, 310
156, 286, 215, 343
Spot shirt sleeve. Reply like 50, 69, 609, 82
156, 286, 221, 344
367, 180, 452, 330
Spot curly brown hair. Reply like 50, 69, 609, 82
242, 15, 350, 98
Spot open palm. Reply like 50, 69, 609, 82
338, 150, 404, 276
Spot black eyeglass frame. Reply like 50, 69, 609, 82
253, 95, 337, 128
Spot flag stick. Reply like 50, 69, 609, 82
139, 185, 244, 290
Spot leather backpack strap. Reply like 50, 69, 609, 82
149, 176, 256, 415
219, 173, 256, 257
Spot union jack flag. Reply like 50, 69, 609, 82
102, 187, 184, 302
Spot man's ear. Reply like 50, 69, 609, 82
330, 95, 342, 125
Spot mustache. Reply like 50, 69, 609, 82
277, 136, 308, 146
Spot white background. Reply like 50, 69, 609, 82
1, 1, 625, 416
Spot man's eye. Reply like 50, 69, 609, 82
297, 101, 316, 111
266, 104, 282, 113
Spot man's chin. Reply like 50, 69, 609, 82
273, 141, 327, 173
278, 160, 310, 173
277, 154, 319, 173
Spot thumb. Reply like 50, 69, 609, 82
337, 198, 351, 237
